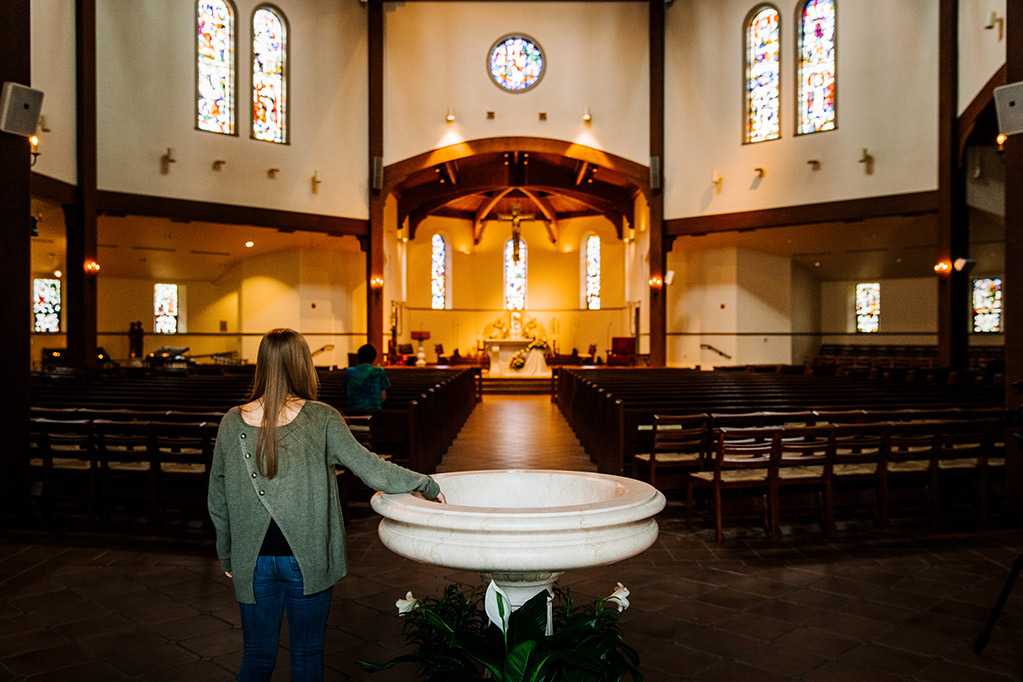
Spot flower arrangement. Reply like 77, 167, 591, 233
359, 580, 642, 682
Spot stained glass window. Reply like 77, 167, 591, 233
798, 0, 836, 134
585, 234, 601, 310
252, 5, 287, 143
855, 282, 879, 333
972, 278, 1002, 333
504, 238, 527, 311
155, 283, 179, 334
489, 35, 544, 92
431, 234, 447, 310
33, 278, 61, 333
197, 0, 236, 135
746, 5, 781, 143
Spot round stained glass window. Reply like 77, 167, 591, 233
488, 34, 545, 93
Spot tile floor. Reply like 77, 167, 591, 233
2, 395, 1023, 681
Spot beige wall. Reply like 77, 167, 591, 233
665, 0, 940, 219
93, 0, 369, 217
960, 0, 1006, 115
383, 2, 650, 166
30, 0, 77, 185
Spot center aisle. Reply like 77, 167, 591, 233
435, 394, 597, 473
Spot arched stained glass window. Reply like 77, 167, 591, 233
252, 5, 287, 143
504, 238, 527, 311
489, 35, 545, 92
855, 282, 879, 333
746, 5, 781, 143
33, 278, 61, 333
155, 283, 179, 334
797, 0, 836, 134
431, 234, 447, 310
973, 278, 1002, 333
585, 234, 601, 310
197, 0, 236, 135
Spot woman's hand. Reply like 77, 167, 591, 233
225, 571, 232, 578
431, 491, 447, 504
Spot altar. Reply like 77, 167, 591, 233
487, 338, 551, 377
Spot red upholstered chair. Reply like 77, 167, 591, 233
607, 337, 636, 366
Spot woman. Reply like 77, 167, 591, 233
208, 328, 445, 681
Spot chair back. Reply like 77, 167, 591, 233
652, 413, 710, 466
344, 414, 374, 451
773, 425, 834, 472
714, 427, 776, 475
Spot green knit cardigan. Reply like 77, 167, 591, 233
207, 400, 440, 604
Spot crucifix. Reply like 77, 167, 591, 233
495, 203, 536, 263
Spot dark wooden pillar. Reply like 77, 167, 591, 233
0, 0, 32, 516
648, 0, 666, 367
937, 0, 969, 369
66, 0, 98, 372
366, 0, 384, 353
1004, 0, 1023, 518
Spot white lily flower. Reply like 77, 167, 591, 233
605, 582, 630, 612
395, 590, 419, 615
484, 580, 512, 632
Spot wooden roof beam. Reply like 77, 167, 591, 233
520, 188, 559, 244
474, 188, 513, 244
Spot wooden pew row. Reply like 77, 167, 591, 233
31, 367, 479, 474
680, 419, 1005, 541
554, 368, 1002, 477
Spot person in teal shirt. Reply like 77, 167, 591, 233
344, 344, 391, 409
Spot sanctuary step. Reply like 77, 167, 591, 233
482, 376, 552, 395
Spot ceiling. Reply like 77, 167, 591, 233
30, 198, 363, 282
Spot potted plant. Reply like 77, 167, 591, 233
359, 581, 642, 682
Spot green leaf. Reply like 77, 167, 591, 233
508, 590, 550, 647
503, 640, 539, 682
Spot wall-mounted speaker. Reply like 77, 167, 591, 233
650, 155, 661, 190
371, 156, 384, 190
0, 82, 44, 137
995, 81, 1023, 136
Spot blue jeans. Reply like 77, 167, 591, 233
238, 555, 333, 682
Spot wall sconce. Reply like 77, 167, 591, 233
446, 107, 455, 123
160, 147, 176, 175
29, 134, 39, 166
267, 168, 280, 179
583, 106, 592, 123
370, 276, 384, 296
858, 148, 875, 174
212, 159, 226, 171
986, 12, 1004, 40
711, 171, 722, 191
83, 259, 101, 275
312, 171, 322, 194
754, 167, 765, 178
934, 260, 951, 274
998, 133, 1007, 153
807, 160, 821, 170
953, 257, 976, 273
648, 275, 663, 291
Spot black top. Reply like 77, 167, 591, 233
258, 518, 294, 556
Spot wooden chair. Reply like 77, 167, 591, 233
687, 426, 775, 542
31, 417, 97, 520
93, 419, 156, 524
936, 419, 1000, 521
607, 337, 636, 366
885, 421, 942, 524
633, 413, 710, 491
149, 421, 216, 527
768, 425, 833, 538
828, 422, 889, 531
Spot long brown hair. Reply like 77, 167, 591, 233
249, 328, 318, 478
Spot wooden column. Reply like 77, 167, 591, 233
937, 0, 969, 368
648, 0, 666, 367
0, 0, 32, 516
67, 0, 98, 372
1004, 0, 1023, 518
366, 0, 385, 353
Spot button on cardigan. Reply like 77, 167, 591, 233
207, 400, 440, 604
